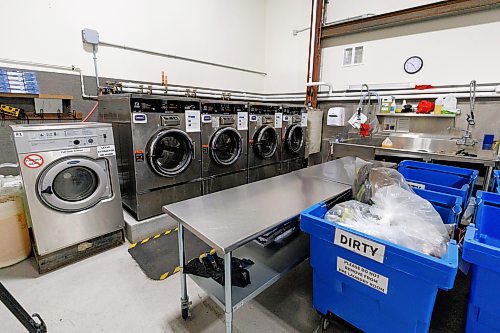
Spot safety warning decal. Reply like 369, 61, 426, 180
337, 257, 388, 294
23, 154, 44, 169
334, 229, 385, 263
97, 145, 116, 157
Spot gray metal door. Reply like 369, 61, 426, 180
253, 125, 278, 159
210, 127, 242, 167
285, 124, 304, 154
147, 129, 194, 177
37, 158, 112, 212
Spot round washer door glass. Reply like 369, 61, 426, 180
285, 124, 304, 154
38, 158, 111, 212
253, 125, 278, 159
210, 127, 242, 167
148, 129, 193, 177
53, 166, 98, 201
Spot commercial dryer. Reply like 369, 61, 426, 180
200, 100, 248, 194
247, 103, 282, 183
281, 104, 308, 174
99, 94, 202, 220
10, 122, 124, 273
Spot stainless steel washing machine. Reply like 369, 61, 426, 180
281, 104, 308, 174
10, 122, 124, 273
200, 100, 248, 194
99, 94, 202, 220
247, 103, 282, 183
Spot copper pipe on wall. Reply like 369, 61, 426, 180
306, 0, 325, 108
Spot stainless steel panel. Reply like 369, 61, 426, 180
131, 180, 202, 221
329, 133, 499, 166
280, 157, 307, 175
163, 158, 353, 254
248, 163, 281, 183
295, 156, 357, 186
98, 94, 203, 220
202, 170, 248, 195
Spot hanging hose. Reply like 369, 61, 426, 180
82, 101, 99, 122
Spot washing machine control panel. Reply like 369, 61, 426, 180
12, 126, 114, 154
161, 115, 181, 126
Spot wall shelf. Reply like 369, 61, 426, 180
0, 92, 73, 100
376, 113, 457, 118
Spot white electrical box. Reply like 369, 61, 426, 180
82, 28, 99, 45
327, 107, 346, 126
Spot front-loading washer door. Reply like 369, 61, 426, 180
253, 125, 278, 159
38, 157, 112, 212
285, 124, 304, 154
148, 129, 194, 177
210, 127, 242, 167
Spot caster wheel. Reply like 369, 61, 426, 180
181, 308, 191, 320
321, 317, 330, 331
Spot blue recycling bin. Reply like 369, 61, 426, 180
301, 202, 458, 333
398, 160, 478, 206
462, 191, 500, 333
413, 188, 462, 226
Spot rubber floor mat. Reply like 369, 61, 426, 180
128, 227, 212, 281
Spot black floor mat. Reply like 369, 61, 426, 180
128, 227, 212, 281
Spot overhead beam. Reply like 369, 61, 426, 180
321, 0, 500, 39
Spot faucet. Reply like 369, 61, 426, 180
455, 80, 478, 146
355, 83, 381, 136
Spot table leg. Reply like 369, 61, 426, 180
224, 251, 233, 333
178, 223, 191, 320
484, 166, 493, 191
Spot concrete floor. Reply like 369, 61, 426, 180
0, 244, 325, 333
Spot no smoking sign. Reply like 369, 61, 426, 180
23, 154, 44, 169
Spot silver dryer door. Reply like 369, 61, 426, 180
37, 158, 112, 212
285, 124, 304, 154
210, 127, 242, 167
147, 129, 194, 177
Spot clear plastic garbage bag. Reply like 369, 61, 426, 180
325, 185, 450, 258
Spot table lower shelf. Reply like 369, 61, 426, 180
189, 232, 310, 312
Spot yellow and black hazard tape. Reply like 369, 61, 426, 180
128, 227, 216, 281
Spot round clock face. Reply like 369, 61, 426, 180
404, 56, 423, 74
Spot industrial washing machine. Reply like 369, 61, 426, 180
200, 100, 248, 194
10, 123, 124, 273
247, 103, 282, 183
99, 94, 202, 220
280, 104, 308, 174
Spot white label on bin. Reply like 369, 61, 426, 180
337, 257, 388, 294
334, 229, 385, 263
407, 181, 426, 190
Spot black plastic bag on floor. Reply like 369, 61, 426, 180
185, 252, 254, 288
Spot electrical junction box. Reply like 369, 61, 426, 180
82, 28, 99, 45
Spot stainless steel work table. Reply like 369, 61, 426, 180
163, 159, 353, 333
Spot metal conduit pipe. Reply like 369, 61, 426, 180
99, 41, 267, 76
0, 58, 98, 99
318, 92, 499, 101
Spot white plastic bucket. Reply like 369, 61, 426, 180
0, 194, 31, 268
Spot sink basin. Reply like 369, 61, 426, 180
334, 133, 498, 161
